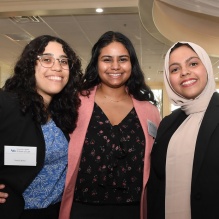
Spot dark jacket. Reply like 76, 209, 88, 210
147, 92, 219, 219
0, 91, 69, 219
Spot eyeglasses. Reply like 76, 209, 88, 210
37, 54, 73, 70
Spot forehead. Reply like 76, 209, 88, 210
100, 41, 129, 55
43, 41, 66, 54
169, 45, 198, 62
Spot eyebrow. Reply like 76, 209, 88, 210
42, 53, 68, 58
100, 55, 130, 58
169, 56, 200, 68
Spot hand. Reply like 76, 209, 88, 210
0, 184, 8, 203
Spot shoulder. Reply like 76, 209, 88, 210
208, 92, 219, 107
162, 108, 184, 122
200, 92, 219, 126
0, 90, 18, 106
132, 97, 156, 107
132, 98, 161, 125
132, 97, 159, 114
80, 86, 97, 96
79, 86, 97, 102
159, 108, 186, 131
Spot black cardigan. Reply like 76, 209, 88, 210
147, 92, 219, 219
0, 91, 69, 219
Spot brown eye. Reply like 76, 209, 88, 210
119, 57, 128, 62
169, 67, 179, 74
191, 62, 198, 67
42, 56, 53, 64
103, 58, 111, 62
60, 59, 69, 66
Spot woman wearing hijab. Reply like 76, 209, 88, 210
147, 42, 219, 219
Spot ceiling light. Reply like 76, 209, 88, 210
5, 33, 33, 41
96, 8, 103, 13
10, 16, 40, 23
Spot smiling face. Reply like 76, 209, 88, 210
35, 41, 70, 103
97, 41, 132, 88
169, 45, 208, 99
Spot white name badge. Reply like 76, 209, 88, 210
4, 146, 37, 166
147, 120, 157, 139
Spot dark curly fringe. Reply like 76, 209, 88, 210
79, 31, 157, 106
3, 35, 83, 133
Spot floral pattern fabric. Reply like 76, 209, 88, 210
74, 103, 145, 204
23, 119, 68, 209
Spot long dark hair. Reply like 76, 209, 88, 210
3, 35, 83, 133
80, 31, 157, 105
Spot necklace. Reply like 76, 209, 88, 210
103, 94, 129, 102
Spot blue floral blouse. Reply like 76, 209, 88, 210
23, 119, 68, 209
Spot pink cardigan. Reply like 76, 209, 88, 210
59, 87, 160, 219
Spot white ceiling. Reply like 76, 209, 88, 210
0, 0, 219, 84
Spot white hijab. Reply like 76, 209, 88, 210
164, 42, 216, 219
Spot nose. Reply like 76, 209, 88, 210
181, 67, 190, 77
111, 60, 120, 70
51, 59, 62, 71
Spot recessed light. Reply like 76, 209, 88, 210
10, 16, 40, 23
5, 33, 33, 41
96, 8, 103, 13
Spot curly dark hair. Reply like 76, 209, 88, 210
3, 35, 83, 133
80, 31, 157, 105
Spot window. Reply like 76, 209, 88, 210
152, 89, 163, 117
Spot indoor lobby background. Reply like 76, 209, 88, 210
0, 0, 219, 118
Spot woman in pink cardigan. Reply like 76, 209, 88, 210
59, 31, 160, 219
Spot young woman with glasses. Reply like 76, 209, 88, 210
0, 35, 82, 219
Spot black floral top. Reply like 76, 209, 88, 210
74, 103, 145, 204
